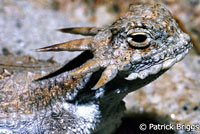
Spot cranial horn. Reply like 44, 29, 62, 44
36, 37, 93, 52
57, 27, 101, 36
69, 58, 101, 76
92, 65, 118, 90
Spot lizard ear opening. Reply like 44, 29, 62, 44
35, 51, 93, 81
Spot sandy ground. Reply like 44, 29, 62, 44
0, 0, 93, 63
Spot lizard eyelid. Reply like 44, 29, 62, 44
127, 32, 150, 48
128, 33, 147, 43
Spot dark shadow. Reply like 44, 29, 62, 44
114, 113, 175, 134
67, 69, 104, 104
35, 50, 93, 81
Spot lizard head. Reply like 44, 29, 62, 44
107, 4, 193, 81
37, 4, 192, 90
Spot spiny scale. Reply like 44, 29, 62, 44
69, 58, 100, 76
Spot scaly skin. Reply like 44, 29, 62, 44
0, 4, 192, 134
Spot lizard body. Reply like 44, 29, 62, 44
0, 4, 192, 134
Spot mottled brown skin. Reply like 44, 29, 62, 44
0, 4, 192, 134
0, 55, 57, 115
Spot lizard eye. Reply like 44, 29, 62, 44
127, 33, 150, 48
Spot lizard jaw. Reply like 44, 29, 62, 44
125, 47, 191, 81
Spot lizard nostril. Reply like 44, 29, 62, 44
127, 33, 150, 48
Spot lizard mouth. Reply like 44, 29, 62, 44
125, 46, 192, 81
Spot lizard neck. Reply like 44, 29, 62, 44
9, 67, 167, 134
64, 69, 168, 134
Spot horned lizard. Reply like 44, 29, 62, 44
0, 4, 192, 134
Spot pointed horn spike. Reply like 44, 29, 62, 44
69, 58, 101, 76
92, 65, 118, 90
57, 27, 101, 36
36, 37, 93, 52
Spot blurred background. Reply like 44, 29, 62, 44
0, 0, 200, 133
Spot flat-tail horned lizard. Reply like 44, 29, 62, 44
0, 4, 192, 134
